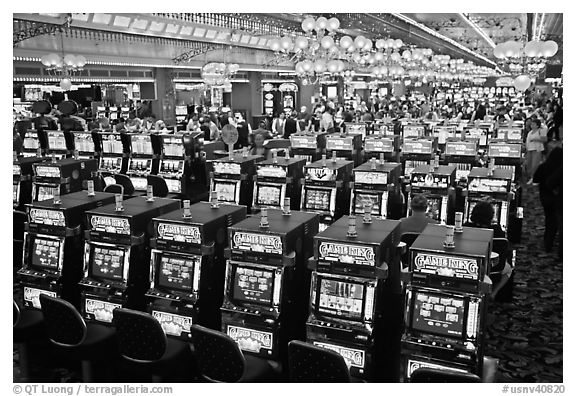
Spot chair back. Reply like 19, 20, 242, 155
410, 367, 481, 383
288, 340, 352, 382
39, 294, 87, 347
103, 184, 124, 195
189, 324, 245, 382
112, 308, 167, 362
114, 174, 135, 195
400, 232, 420, 268
146, 175, 169, 197
491, 238, 509, 273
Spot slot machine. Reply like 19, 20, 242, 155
126, 133, 157, 192
363, 135, 400, 162
301, 157, 354, 231
109, 106, 118, 121
96, 106, 107, 120
432, 125, 457, 151
69, 131, 97, 160
221, 209, 319, 367
32, 158, 98, 202
465, 167, 516, 237
407, 164, 457, 225
175, 105, 188, 123
289, 131, 327, 164
372, 121, 396, 136
443, 139, 479, 181
343, 122, 368, 138
207, 154, 264, 213
400, 138, 438, 180
463, 125, 490, 147
79, 196, 180, 324
156, 133, 192, 198
306, 215, 403, 381
95, 131, 130, 183
350, 160, 403, 220
252, 155, 305, 212
22, 130, 45, 158
325, 133, 363, 166
14, 154, 48, 209
120, 107, 131, 120
44, 130, 69, 160
488, 140, 523, 184
402, 124, 426, 139
17, 191, 116, 310
146, 201, 246, 339
495, 126, 523, 142
401, 224, 493, 380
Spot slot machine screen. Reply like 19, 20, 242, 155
30, 236, 61, 270
131, 135, 153, 155
410, 290, 466, 338
90, 246, 125, 282
304, 188, 332, 212
163, 138, 185, 157
101, 134, 124, 154
100, 157, 122, 172
317, 278, 365, 321
24, 133, 39, 150
425, 197, 442, 221
213, 181, 237, 203
256, 184, 282, 207
36, 186, 60, 202
160, 160, 184, 174
47, 132, 67, 151
353, 192, 382, 216
157, 253, 195, 291
74, 134, 95, 154
232, 266, 275, 306
129, 159, 151, 172
466, 200, 501, 225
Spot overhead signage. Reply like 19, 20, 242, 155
90, 215, 130, 235
257, 164, 287, 178
152, 311, 193, 337
318, 242, 376, 267
445, 141, 477, 156
468, 178, 508, 193
157, 223, 201, 245
232, 232, 283, 255
213, 162, 241, 175
354, 171, 388, 185
364, 137, 393, 152
314, 342, 365, 369
29, 208, 66, 227
227, 326, 273, 354
488, 144, 522, 158
413, 253, 480, 280
403, 140, 432, 154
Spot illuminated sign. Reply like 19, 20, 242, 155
468, 178, 508, 193
326, 137, 353, 151
23, 287, 56, 309
403, 140, 432, 154
29, 208, 66, 227
306, 167, 336, 182
413, 253, 480, 280
318, 242, 376, 266
445, 142, 477, 156
90, 215, 130, 235
411, 173, 450, 189
35, 166, 61, 178
354, 171, 388, 185
213, 162, 241, 175
257, 164, 287, 178
313, 342, 365, 369
227, 326, 273, 354
488, 144, 522, 158
84, 298, 122, 323
152, 311, 193, 337
364, 137, 393, 152
232, 232, 283, 255
290, 135, 316, 149
157, 223, 201, 245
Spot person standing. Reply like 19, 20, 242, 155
272, 112, 286, 137
283, 111, 298, 139
525, 118, 548, 184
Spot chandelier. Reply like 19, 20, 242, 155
493, 39, 558, 91
201, 62, 239, 90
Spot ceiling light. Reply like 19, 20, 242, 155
113, 16, 131, 28
92, 14, 112, 25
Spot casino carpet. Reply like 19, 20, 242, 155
13, 184, 563, 383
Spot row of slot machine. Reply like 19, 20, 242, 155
14, 129, 208, 210
16, 186, 499, 381
207, 124, 523, 241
